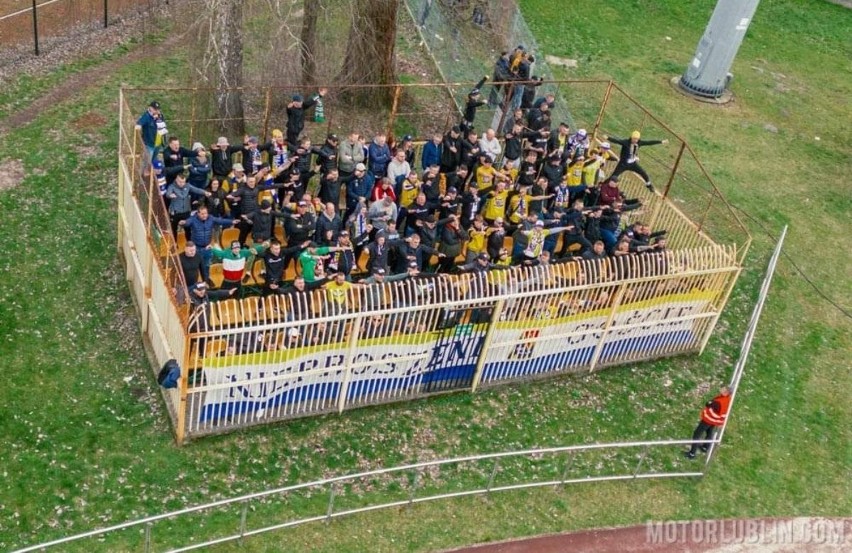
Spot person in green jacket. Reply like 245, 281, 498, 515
298, 244, 350, 283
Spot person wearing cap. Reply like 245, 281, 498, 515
343, 162, 374, 220
485, 217, 507, 261
526, 101, 551, 132
459, 251, 495, 273
257, 239, 287, 296
188, 281, 238, 332
187, 146, 212, 197
603, 130, 669, 192
386, 148, 411, 185
209, 136, 242, 185
337, 132, 365, 180
415, 213, 446, 250
438, 186, 461, 219
136, 101, 165, 178
568, 128, 591, 158
243, 199, 282, 244
440, 126, 462, 173
282, 198, 317, 247
519, 219, 572, 262
327, 230, 357, 278
316, 134, 339, 176
210, 240, 264, 292
367, 133, 392, 178
286, 88, 327, 146
462, 76, 488, 130
437, 214, 469, 273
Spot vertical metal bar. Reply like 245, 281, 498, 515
588, 283, 627, 372
633, 445, 650, 477
698, 267, 742, 355
143, 522, 152, 553
188, 88, 198, 146
175, 325, 191, 445
104, 0, 108, 28
386, 85, 402, 141
408, 468, 419, 507
337, 315, 363, 413
31, 0, 39, 56
592, 80, 614, 136
560, 451, 576, 484
470, 299, 504, 392
485, 459, 500, 493
326, 484, 336, 522
261, 87, 272, 142
705, 227, 787, 471
239, 501, 248, 544
662, 141, 686, 199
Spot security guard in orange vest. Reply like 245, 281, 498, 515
685, 385, 732, 459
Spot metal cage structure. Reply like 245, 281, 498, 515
116, 81, 751, 444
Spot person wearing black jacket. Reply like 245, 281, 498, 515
316, 134, 339, 176
227, 175, 286, 245
461, 77, 488, 131
459, 182, 483, 229
556, 200, 593, 257
604, 130, 669, 191
318, 169, 342, 207
389, 233, 443, 274
286, 88, 326, 145
486, 218, 507, 261
209, 136, 242, 182
443, 165, 469, 195
460, 130, 481, 171
315, 202, 343, 243
503, 124, 526, 168
162, 137, 198, 185
179, 241, 203, 287
440, 126, 462, 173
241, 136, 272, 176
246, 199, 286, 244
259, 240, 288, 296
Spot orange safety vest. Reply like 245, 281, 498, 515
700, 393, 731, 427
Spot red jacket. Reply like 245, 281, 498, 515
700, 393, 731, 427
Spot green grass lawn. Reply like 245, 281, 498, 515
0, 0, 850, 551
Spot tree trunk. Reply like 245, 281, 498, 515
300, 0, 320, 86
337, 0, 399, 103
204, 0, 245, 136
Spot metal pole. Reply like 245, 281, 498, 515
104, 0, 108, 28
662, 141, 686, 199
31, 0, 39, 56
588, 283, 627, 372
704, 226, 787, 470
592, 80, 614, 136
470, 299, 504, 392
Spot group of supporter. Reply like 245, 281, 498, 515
137, 69, 671, 305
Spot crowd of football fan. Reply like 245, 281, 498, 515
136, 48, 671, 303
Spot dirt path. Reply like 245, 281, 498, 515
442, 518, 851, 553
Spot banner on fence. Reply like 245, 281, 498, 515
198, 290, 717, 422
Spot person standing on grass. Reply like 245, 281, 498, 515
604, 130, 669, 192
685, 385, 732, 459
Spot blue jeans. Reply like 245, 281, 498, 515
199, 247, 213, 282
601, 228, 619, 252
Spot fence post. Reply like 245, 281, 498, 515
326, 483, 336, 522
103, 0, 108, 28
337, 315, 363, 414
633, 445, 650, 477
261, 87, 272, 142
662, 141, 685, 199
175, 329, 191, 445
239, 501, 248, 545
188, 88, 198, 146
592, 81, 615, 137
588, 281, 628, 372
144, 522, 153, 553
386, 85, 402, 141
31, 0, 39, 56
486, 458, 500, 493
470, 299, 504, 393
407, 468, 419, 507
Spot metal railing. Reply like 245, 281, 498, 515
11, 439, 712, 553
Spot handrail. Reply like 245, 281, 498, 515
13, 439, 714, 553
